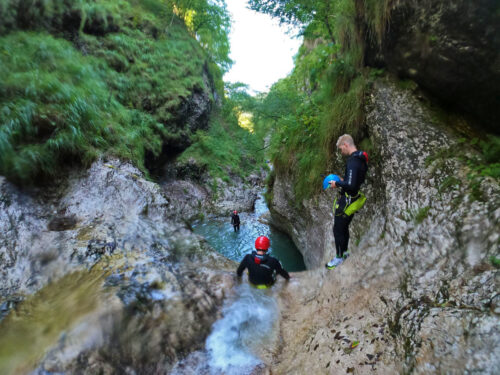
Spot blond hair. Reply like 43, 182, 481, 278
336, 134, 355, 148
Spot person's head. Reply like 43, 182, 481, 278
336, 134, 357, 156
233, 210, 238, 214
255, 236, 270, 253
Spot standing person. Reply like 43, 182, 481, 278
231, 210, 240, 232
237, 236, 290, 288
326, 134, 368, 269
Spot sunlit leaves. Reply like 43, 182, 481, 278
248, 0, 314, 27
167, 0, 232, 72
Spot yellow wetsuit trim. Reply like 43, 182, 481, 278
250, 283, 270, 289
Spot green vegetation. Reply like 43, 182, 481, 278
175, 82, 267, 183
472, 137, 500, 178
490, 256, 500, 269
465, 136, 500, 201
263, 170, 276, 206
0, 0, 245, 184
0, 0, 231, 70
249, 0, 393, 202
0, 32, 161, 182
414, 206, 431, 224
439, 176, 460, 193
178, 101, 267, 183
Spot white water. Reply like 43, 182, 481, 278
171, 283, 279, 375
206, 283, 278, 374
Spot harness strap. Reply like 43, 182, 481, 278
333, 192, 366, 216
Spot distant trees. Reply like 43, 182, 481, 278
168, 0, 232, 72
248, 0, 340, 44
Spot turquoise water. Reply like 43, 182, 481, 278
192, 194, 305, 272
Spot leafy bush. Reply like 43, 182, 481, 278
253, 44, 367, 201
248, 0, 393, 202
81, 25, 206, 126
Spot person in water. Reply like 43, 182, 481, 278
326, 134, 368, 269
231, 210, 240, 232
237, 236, 290, 288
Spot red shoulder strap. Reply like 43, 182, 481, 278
362, 151, 369, 163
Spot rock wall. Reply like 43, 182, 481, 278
269, 173, 336, 268
269, 79, 499, 373
161, 163, 265, 222
365, 0, 500, 134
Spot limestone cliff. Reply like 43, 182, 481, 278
268, 79, 499, 373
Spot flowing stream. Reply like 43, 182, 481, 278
173, 193, 305, 374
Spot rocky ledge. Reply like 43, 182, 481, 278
366, 0, 500, 133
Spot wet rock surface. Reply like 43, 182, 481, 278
0, 158, 238, 374
268, 79, 499, 373
31, 254, 236, 375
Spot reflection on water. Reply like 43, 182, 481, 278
192, 194, 305, 272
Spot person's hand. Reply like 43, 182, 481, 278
329, 180, 337, 188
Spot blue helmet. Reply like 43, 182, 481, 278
322, 174, 340, 190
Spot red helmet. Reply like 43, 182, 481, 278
233, 210, 237, 214
255, 236, 270, 250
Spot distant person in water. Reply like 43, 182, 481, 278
326, 134, 368, 270
231, 210, 240, 232
237, 236, 290, 289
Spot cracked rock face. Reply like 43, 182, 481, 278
268, 80, 499, 373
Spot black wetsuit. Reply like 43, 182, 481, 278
231, 213, 240, 231
333, 150, 368, 258
237, 251, 290, 286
